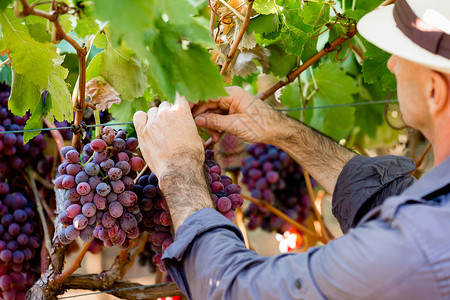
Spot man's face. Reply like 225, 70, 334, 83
387, 55, 432, 133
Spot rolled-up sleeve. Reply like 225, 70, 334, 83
162, 207, 432, 300
332, 155, 416, 233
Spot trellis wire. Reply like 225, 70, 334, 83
0, 99, 398, 135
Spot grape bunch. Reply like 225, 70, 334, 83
0, 181, 41, 300
55, 126, 146, 249
138, 149, 244, 272
0, 89, 48, 177
241, 143, 311, 234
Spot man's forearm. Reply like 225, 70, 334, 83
271, 115, 357, 194
159, 163, 213, 232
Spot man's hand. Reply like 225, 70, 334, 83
133, 95, 212, 232
133, 95, 205, 179
193, 86, 283, 145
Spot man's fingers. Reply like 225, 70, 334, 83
174, 93, 191, 111
195, 113, 236, 132
133, 111, 148, 134
159, 101, 172, 110
148, 107, 158, 121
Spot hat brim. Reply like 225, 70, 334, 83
357, 5, 450, 74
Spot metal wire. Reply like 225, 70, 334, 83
57, 283, 173, 299
0, 100, 398, 135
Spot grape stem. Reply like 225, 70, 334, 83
27, 168, 53, 253
94, 109, 101, 138
53, 238, 94, 286
241, 193, 328, 244
303, 170, 331, 243
133, 164, 149, 184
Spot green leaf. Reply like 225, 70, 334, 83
267, 44, 297, 77
98, 46, 149, 100
25, 18, 51, 43
0, 1, 13, 11
9, 71, 41, 117
302, 1, 330, 27
174, 43, 226, 101
0, 10, 58, 88
247, 14, 279, 35
46, 62, 73, 122
74, 17, 99, 38
307, 61, 359, 140
109, 95, 151, 123
158, 0, 197, 24
93, 33, 107, 49
281, 27, 308, 56
253, 0, 278, 15
362, 41, 396, 90
86, 52, 102, 81
23, 94, 45, 143
279, 79, 301, 120
0, 55, 11, 85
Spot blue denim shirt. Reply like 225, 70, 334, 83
162, 155, 450, 299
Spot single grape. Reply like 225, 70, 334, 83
225, 184, 241, 195
65, 150, 81, 163
0, 274, 11, 289
112, 138, 126, 152
100, 159, 114, 172
83, 143, 94, 157
66, 204, 82, 218
65, 188, 81, 202
120, 212, 138, 233
102, 211, 116, 229
126, 137, 138, 151
12, 209, 26, 222
90, 139, 107, 152
0, 249, 12, 262
80, 191, 94, 205
118, 191, 138, 207
106, 192, 118, 203
85, 162, 100, 176
116, 152, 129, 162
115, 161, 131, 176
82, 202, 96, 218
73, 214, 88, 230
159, 211, 171, 226
64, 225, 80, 240
96, 182, 111, 197
80, 226, 94, 242
93, 151, 108, 164
66, 163, 83, 176
12, 250, 24, 264
108, 167, 123, 181
130, 157, 145, 171
143, 184, 157, 198
210, 181, 224, 193
62, 175, 76, 189
122, 176, 134, 190
61, 146, 76, 158
93, 194, 107, 210
77, 182, 91, 196
217, 197, 232, 212
109, 201, 124, 218
89, 176, 102, 190
75, 171, 89, 184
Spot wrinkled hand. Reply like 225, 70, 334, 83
193, 86, 282, 144
133, 95, 205, 179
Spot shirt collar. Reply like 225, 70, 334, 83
401, 155, 450, 199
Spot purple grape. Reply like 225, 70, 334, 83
126, 137, 138, 151
65, 150, 81, 163
217, 197, 232, 212
66, 163, 83, 176
85, 162, 100, 176
61, 146, 76, 158
90, 139, 107, 152
93, 151, 108, 164
94, 194, 107, 210
96, 182, 111, 197
73, 214, 88, 230
130, 157, 145, 171
117, 191, 138, 207
266, 171, 279, 183
64, 225, 80, 240
112, 138, 126, 152
65, 188, 81, 202
66, 204, 82, 218
12, 209, 26, 222
100, 159, 114, 172
106, 192, 118, 203
101, 211, 116, 229
108, 167, 123, 181
88, 176, 102, 190
225, 184, 241, 195
0, 249, 12, 262
83, 143, 94, 157
77, 182, 91, 196
116, 152, 129, 162
12, 250, 24, 263
82, 202, 96, 217
80, 226, 94, 242
120, 212, 137, 233
143, 184, 157, 198
80, 191, 94, 205
109, 201, 123, 218
211, 181, 224, 193
75, 171, 89, 184
62, 175, 76, 189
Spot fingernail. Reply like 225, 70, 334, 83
195, 116, 206, 126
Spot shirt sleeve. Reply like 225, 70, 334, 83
162, 207, 433, 300
332, 155, 416, 233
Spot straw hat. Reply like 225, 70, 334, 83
357, 0, 450, 74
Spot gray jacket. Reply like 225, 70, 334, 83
163, 155, 450, 299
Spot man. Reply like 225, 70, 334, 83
133, 0, 450, 298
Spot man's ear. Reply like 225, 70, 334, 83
428, 71, 449, 117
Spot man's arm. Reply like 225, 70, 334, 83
162, 207, 433, 300
193, 86, 356, 194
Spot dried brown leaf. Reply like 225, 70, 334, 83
85, 78, 121, 111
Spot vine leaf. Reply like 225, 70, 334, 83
109, 94, 151, 124
86, 77, 121, 111
253, 0, 278, 14
98, 47, 149, 101
306, 62, 359, 140
362, 42, 396, 91
9, 72, 41, 118
279, 78, 301, 120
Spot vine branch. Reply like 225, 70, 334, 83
220, 0, 254, 75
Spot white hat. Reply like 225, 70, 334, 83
357, 0, 450, 74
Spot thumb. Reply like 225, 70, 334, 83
174, 92, 191, 111
133, 111, 148, 135
195, 113, 237, 132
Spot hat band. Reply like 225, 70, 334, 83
393, 0, 450, 59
